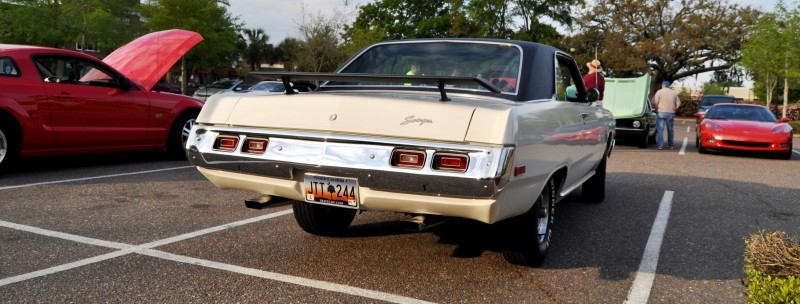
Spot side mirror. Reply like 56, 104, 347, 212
693, 112, 705, 122
779, 117, 790, 123
586, 88, 599, 103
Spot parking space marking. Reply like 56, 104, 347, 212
139, 249, 436, 304
0, 209, 434, 303
678, 137, 688, 155
793, 149, 799, 155
0, 166, 195, 191
625, 191, 674, 304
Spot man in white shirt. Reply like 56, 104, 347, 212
653, 81, 681, 150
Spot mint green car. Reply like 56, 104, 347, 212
602, 74, 657, 148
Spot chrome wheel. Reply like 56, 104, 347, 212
535, 192, 551, 244
181, 118, 196, 147
0, 128, 7, 164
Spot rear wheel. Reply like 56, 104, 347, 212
501, 178, 556, 267
293, 201, 356, 236
166, 113, 197, 159
581, 154, 606, 203
0, 120, 20, 175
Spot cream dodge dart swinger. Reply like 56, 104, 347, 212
186, 39, 615, 267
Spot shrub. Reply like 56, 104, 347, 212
743, 231, 800, 304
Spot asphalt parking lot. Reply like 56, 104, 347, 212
1, 119, 798, 304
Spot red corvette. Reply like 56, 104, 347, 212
0, 29, 205, 173
696, 103, 793, 159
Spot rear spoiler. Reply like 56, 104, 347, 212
246, 72, 502, 101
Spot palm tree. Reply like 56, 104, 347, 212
242, 28, 271, 71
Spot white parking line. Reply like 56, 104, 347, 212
793, 149, 800, 155
139, 249, 436, 304
0, 166, 195, 191
0, 209, 434, 303
625, 191, 674, 304
678, 137, 688, 155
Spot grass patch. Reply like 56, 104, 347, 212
744, 231, 800, 303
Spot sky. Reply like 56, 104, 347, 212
227, 0, 784, 88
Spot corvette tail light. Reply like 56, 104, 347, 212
243, 137, 269, 154
433, 153, 469, 172
391, 149, 426, 169
214, 135, 239, 152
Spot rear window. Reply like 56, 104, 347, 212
0, 57, 20, 77
334, 42, 522, 94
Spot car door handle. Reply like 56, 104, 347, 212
580, 113, 589, 119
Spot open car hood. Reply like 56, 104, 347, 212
102, 29, 202, 91
602, 74, 651, 119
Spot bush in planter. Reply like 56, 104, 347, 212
743, 231, 800, 303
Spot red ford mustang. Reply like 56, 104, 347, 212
0, 29, 205, 173
696, 103, 793, 159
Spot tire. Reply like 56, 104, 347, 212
648, 129, 657, 145
581, 154, 606, 203
166, 112, 197, 160
292, 201, 356, 236
0, 119, 20, 175
501, 178, 556, 267
695, 134, 700, 148
698, 143, 708, 154
638, 128, 649, 148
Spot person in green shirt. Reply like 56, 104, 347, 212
406, 63, 420, 76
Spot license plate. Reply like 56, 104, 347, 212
303, 174, 360, 208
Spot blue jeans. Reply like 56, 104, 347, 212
656, 112, 675, 148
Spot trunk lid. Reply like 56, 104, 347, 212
207, 92, 479, 142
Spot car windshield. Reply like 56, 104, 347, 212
705, 106, 777, 122
700, 96, 736, 106
333, 41, 522, 94
250, 82, 285, 92
208, 79, 239, 89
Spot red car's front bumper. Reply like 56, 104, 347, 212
699, 131, 793, 153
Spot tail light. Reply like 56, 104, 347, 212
214, 135, 239, 152
432, 153, 469, 172
391, 149, 426, 169
243, 137, 269, 154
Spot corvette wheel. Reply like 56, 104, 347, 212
293, 201, 356, 236
166, 113, 197, 159
502, 178, 556, 267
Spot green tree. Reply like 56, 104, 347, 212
567, 0, 759, 97
275, 37, 304, 71
0, 0, 138, 50
741, 3, 789, 111
242, 28, 272, 71
295, 4, 349, 72
139, 0, 242, 93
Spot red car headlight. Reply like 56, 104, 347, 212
772, 124, 793, 134
704, 121, 723, 132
